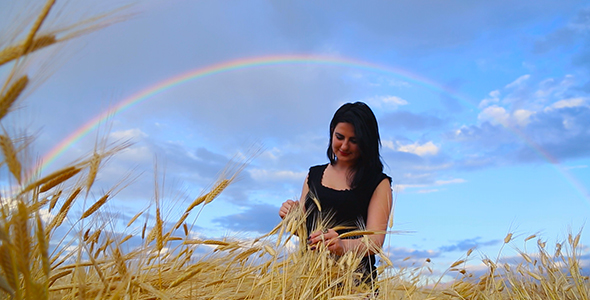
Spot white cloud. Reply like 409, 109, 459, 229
546, 97, 588, 111
505, 74, 530, 89
110, 128, 148, 141
362, 95, 409, 110
383, 139, 441, 156
382, 95, 408, 106
513, 109, 535, 127
114, 145, 153, 164
479, 90, 501, 109
417, 189, 440, 194
388, 79, 411, 88
249, 169, 307, 183
434, 178, 466, 185
563, 165, 587, 170
478, 105, 509, 126
382, 140, 396, 151
397, 141, 439, 156
477, 105, 535, 127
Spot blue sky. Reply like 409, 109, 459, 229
2, 0, 589, 276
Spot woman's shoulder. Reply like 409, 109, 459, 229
309, 163, 329, 173
380, 172, 392, 185
361, 172, 392, 193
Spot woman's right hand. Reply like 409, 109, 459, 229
279, 199, 299, 219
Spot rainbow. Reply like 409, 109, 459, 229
39, 54, 472, 171
37, 54, 589, 204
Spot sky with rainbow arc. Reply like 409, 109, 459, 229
2, 0, 590, 276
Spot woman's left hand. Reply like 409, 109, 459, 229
307, 228, 345, 255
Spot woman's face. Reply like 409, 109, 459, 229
332, 122, 360, 165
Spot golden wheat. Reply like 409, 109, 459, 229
504, 232, 513, 244
0, 135, 22, 184
0, 75, 28, 121
0, 244, 17, 294
48, 190, 62, 212
80, 194, 109, 219
85, 152, 101, 193
47, 187, 81, 231
204, 179, 230, 204
155, 207, 163, 251
38, 167, 82, 193
126, 209, 144, 228
35, 213, 50, 278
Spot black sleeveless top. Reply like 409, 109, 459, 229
304, 163, 392, 282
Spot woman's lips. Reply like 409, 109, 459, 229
339, 150, 350, 156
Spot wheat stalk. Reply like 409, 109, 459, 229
185, 194, 208, 213
22, 0, 56, 52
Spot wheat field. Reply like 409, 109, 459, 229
0, 1, 588, 299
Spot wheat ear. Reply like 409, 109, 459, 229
126, 209, 144, 227
80, 194, 109, 219
48, 190, 62, 212
39, 167, 81, 193
47, 187, 81, 231
85, 152, 101, 194
155, 207, 163, 251
204, 179, 230, 204
22, 166, 79, 194
0, 76, 28, 120
0, 135, 22, 184
0, 243, 17, 293
14, 202, 32, 295
0, 35, 57, 67
35, 213, 50, 278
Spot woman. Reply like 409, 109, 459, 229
279, 101, 392, 285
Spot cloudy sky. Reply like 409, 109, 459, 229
3, 0, 590, 276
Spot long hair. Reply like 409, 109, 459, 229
326, 102, 383, 189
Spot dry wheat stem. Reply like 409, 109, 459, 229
22, 0, 56, 54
